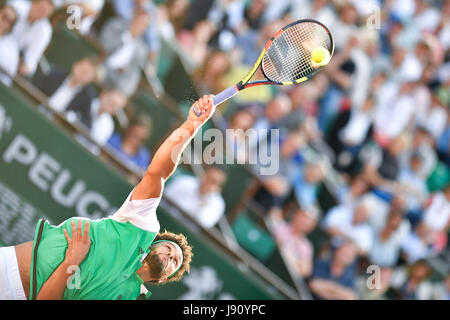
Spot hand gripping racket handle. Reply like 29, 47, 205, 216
193, 85, 238, 116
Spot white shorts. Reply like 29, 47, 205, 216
0, 246, 27, 300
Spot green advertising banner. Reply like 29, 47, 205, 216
0, 83, 284, 300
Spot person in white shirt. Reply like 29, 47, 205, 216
413, 0, 441, 33
66, 88, 128, 146
0, 3, 17, 34
423, 186, 450, 234
373, 82, 417, 142
88, 89, 128, 146
330, 3, 360, 51
368, 207, 410, 267
99, 6, 150, 96
401, 221, 433, 264
164, 166, 227, 229
33, 56, 99, 112
322, 200, 373, 255
397, 152, 429, 213
8, 0, 54, 77
263, 0, 336, 28
338, 95, 375, 149
0, 3, 19, 87
336, 174, 370, 208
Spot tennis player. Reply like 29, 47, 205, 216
0, 95, 216, 300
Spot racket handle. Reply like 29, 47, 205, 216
193, 85, 239, 117
213, 85, 239, 106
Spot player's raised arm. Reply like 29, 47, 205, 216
131, 95, 215, 200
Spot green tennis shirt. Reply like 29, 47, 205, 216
29, 190, 161, 300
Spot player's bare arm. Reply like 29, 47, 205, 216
131, 95, 215, 200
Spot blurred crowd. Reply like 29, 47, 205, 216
0, 0, 449, 300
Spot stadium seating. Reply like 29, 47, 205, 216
44, 23, 103, 69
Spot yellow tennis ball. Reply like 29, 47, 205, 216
311, 47, 331, 66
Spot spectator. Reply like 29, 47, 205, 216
32, 56, 99, 112
241, 0, 267, 31
331, 2, 360, 51
66, 88, 128, 146
322, 199, 373, 255
437, 0, 450, 50
164, 166, 227, 229
389, 259, 433, 300
281, 83, 318, 132
252, 174, 290, 210
277, 129, 307, 185
177, 19, 216, 67
0, 3, 19, 86
293, 162, 326, 211
401, 126, 438, 181
417, 93, 448, 142
422, 185, 450, 238
368, 207, 410, 268
328, 95, 375, 172
224, 107, 256, 164
309, 241, 359, 300
8, 0, 54, 77
413, 0, 441, 33
269, 206, 319, 278
263, 0, 336, 26
336, 174, 369, 207
111, 0, 160, 64
438, 274, 450, 300
319, 35, 358, 132
106, 115, 152, 172
373, 80, 418, 143
181, 0, 213, 33
235, 18, 284, 68
99, 6, 151, 96
361, 134, 409, 191
437, 123, 450, 169
193, 50, 231, 96
401, 221, 433, 264
160, 0, 189, 39
397, 151, 429, 216
249, 126, 305, 192
252, 94, 292, 146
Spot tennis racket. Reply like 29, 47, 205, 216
193, 19, 334, 116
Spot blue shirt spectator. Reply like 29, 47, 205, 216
293, 163, 325, 210
106, 115, 152, 171
312, 257, 357, 289
107, 133, 151, 170
309, 242, 359, 300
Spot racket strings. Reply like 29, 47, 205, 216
266, 23, 322, 81
262, 22, 332, 83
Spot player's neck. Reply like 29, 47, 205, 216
136, 263, 156, 283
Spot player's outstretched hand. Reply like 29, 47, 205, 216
63, 220, 91, 267
188, 95, 216, 125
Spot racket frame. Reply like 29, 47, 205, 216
193, 19, 334, 116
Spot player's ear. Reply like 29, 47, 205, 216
158, 278, 167, 284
